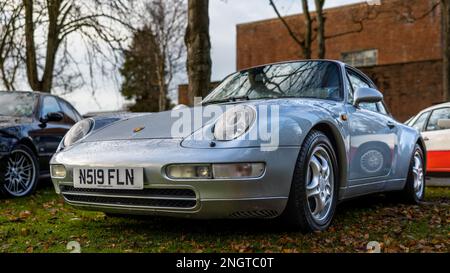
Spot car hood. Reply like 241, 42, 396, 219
84, 109, 214, 142
0, 116, 32, 129
83, 99, 339, 142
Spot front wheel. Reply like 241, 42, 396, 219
1, 145, 39, 197
281, 130, 339, 232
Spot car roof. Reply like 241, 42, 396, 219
417, 102, 450, 114
239, 59, 345, 72
0, 90, 69, 102
0, 90, 50, 96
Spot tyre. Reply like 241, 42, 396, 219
0, 145, 39, 197
281, 130, 339, 232
399, 144, 425, 204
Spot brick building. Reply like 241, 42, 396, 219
236, 0, 443, 121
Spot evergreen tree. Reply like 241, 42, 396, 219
120, 26, 171, 112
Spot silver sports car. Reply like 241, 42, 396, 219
50, 60, 426, 232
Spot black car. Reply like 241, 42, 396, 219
0, 91, 82, 197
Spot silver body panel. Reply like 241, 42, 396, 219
50, 61, 424, 219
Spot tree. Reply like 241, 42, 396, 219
0, 0, 132, 93
301, 0, 312, 59
0, 2, 23, 90
142, 0, 186, 111
120, 27, 164, 112
185, 0, 212, 105
442, 0, 450, 101
315, 0, 326, 59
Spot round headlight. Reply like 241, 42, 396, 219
214, 105, 256, 141
63, 119, 93, 147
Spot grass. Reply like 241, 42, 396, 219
0, 180, 448, 253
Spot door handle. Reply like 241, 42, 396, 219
387, 121, 396, 129
423, 137, 430, 141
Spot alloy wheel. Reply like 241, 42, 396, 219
412, 151, 424, 199
306, 145, 334, 224
3, 149, 37, 197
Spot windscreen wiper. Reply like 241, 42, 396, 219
229, 95, 250, 102
202, 95, 250, 105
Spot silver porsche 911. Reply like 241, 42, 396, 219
50, 60, 426, 232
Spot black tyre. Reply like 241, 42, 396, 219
400, 144, 425, 204
0, 145, 39, 197
281, 130, 339, 232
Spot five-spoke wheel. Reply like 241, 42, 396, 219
306, 146, 334, 224
412, 151, 425, 199
400, 144, 425, 203
281, 130, 338, 232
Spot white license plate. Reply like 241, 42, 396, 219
73, 168, 144, 190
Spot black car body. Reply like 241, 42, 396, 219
0, 91, 82, 197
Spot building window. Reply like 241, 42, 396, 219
341, 49, 378, 67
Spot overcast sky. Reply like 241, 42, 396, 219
63, 0, 366, 114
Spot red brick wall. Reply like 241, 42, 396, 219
360, 60, 443, 121
237, 0, 442, 69
235, 0, 444, 120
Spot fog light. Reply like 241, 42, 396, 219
213, 163, 265, 179
166, 165, 212, 179
166, 163, 265, 180
50, 165, 66, 179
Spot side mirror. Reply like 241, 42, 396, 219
354, 87, 383, 106
40, 112, 64, 123
437, 119, 450, 130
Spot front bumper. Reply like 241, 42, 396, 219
51, 139, 300, 219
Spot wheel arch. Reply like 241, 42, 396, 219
308, 121, 348, 192
15, 137, 39, 157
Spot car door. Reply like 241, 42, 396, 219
345, 68, 399, 184
30, 96, 72, 172
421, 107, 450, 172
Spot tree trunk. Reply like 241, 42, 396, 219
443, 0, 450, 101
23, 0, 41, 91
23, 0, 61, 93
158, 65, 167, 112
42, 0, 62, 92
301, 0, 312, 59
315, 0, 326, 59
158, 84, 167, 112
185, 0, 211, 105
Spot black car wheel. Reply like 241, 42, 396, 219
281, 130, 339, 232
1, 145, 39, 197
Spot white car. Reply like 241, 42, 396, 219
406, 103, 450, 173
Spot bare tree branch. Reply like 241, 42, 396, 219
268, 0, 305, 50
1, 0, 134, 95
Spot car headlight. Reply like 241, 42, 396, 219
213, 105, 256, 141
63, 119, 93, 147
